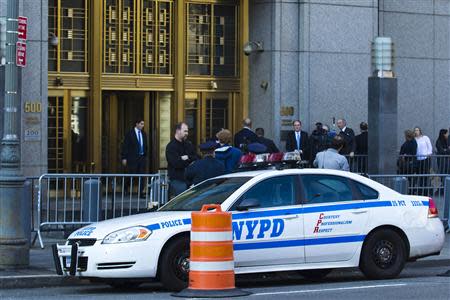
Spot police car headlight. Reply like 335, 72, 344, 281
102, 227, 151, 244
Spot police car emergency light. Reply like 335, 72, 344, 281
54, 169, 445, 292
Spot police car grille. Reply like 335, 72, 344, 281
68, 239, 97, 247
63, 257, 88, 272
97, 262, 136, 270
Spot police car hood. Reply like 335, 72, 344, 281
68, 211, 191, 239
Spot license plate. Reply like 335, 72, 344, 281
65, 257, 71, 268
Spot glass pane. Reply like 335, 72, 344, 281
205, 97, 228, 141
71, 97, 88, 171
302, 175, 355, 204
184, 99, 198, 148
213, 5, 236, 76
141, 0, 173, 74
187, 3, 211, 75
60, 0, 87, 72
48, 96, 64, 173
237, 176, 297, 209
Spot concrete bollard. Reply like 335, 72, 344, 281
82, 179, 100, 223
392, 176, 408, 194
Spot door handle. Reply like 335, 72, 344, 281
351, 210, 368, 214
282, 214, 299, 220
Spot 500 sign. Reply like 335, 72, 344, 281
24, 102, 42, 113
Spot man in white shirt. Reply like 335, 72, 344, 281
313, 136, 350, 171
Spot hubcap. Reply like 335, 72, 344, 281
372, 240, 396, 269
174, 249, 190, 281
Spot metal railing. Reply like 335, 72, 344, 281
343, 154, 368, 174
395, 154, 449, 175
36, 172, 168, 248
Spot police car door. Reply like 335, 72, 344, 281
230, 175, 304, 267
301, 174, 369, 263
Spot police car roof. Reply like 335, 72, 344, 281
217, 168, 397, 194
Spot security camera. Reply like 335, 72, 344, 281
243, 41, 264, 56
243, 43, 253, 56
49, 33, 59, 47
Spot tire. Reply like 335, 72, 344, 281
158, 236, 190, 292
298, 269, 332, 281
359, 229, 407, 279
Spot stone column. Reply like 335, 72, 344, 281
0, 0, 28, 267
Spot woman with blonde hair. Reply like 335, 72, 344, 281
414, 126, 432, 196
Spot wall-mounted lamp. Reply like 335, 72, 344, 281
210, 80, 218, 90
243, 41, 264, 56
260, 80, 268, 91
49, 32, 59, 48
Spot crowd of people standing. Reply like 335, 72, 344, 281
120, 118, 450, 199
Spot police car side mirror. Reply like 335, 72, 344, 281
236, 198, 260, 211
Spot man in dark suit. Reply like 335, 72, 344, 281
234, 118, 258, 151
255, 127, 279, 153
121, 119, 148, 196
355, 122, 368, 173
285, 120, 309, 159
337, 118, 356, 155
121, 119, 148, 174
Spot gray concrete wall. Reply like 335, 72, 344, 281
249, 0, 450, 153
380, 0, 450, 148
20, 0, 48, 177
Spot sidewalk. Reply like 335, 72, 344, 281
1, 234, 449, 289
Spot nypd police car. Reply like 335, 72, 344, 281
54, 169, 445, 291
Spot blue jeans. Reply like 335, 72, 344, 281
169, 179, 187, 199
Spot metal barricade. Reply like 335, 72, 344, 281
343, 154, 368, 174
36, 172, 168, 248
395, 154, 450, 175
368, 174, 447, 221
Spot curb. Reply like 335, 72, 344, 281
1, 259, 449, 289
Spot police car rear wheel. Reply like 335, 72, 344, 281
359, 229, 406, 279
299, 269, 332, 281
159, 236, 190, 291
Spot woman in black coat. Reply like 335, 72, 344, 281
435, 129, 450, 179
398, 129, 417, 174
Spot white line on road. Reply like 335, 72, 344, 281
252, 283, 408, 296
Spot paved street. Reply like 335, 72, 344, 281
1, 260, 449, 299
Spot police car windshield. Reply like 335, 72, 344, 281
159, 177, 250, 211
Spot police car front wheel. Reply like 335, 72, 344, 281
359, 229, 407, 279
158, 236, 190, 291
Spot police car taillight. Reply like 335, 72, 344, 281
428, 197, 439, 218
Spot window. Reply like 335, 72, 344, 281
187, 3, 238, 76
159, 177, 249, 211
233, 176, 297, 209
302, 175, 354, 204
353, 181, 379, 200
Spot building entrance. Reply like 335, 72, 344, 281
47, 90, 89, 173
102, 91, 157, 173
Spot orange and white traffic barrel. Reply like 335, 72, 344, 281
174, 204, 250, 298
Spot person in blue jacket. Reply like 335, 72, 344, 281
215, 129, 243, 173
185, 141, 225, 187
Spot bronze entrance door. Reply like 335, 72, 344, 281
47, 90, 89, 173
102, 91, 156, 173
184, 92, 234, 148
